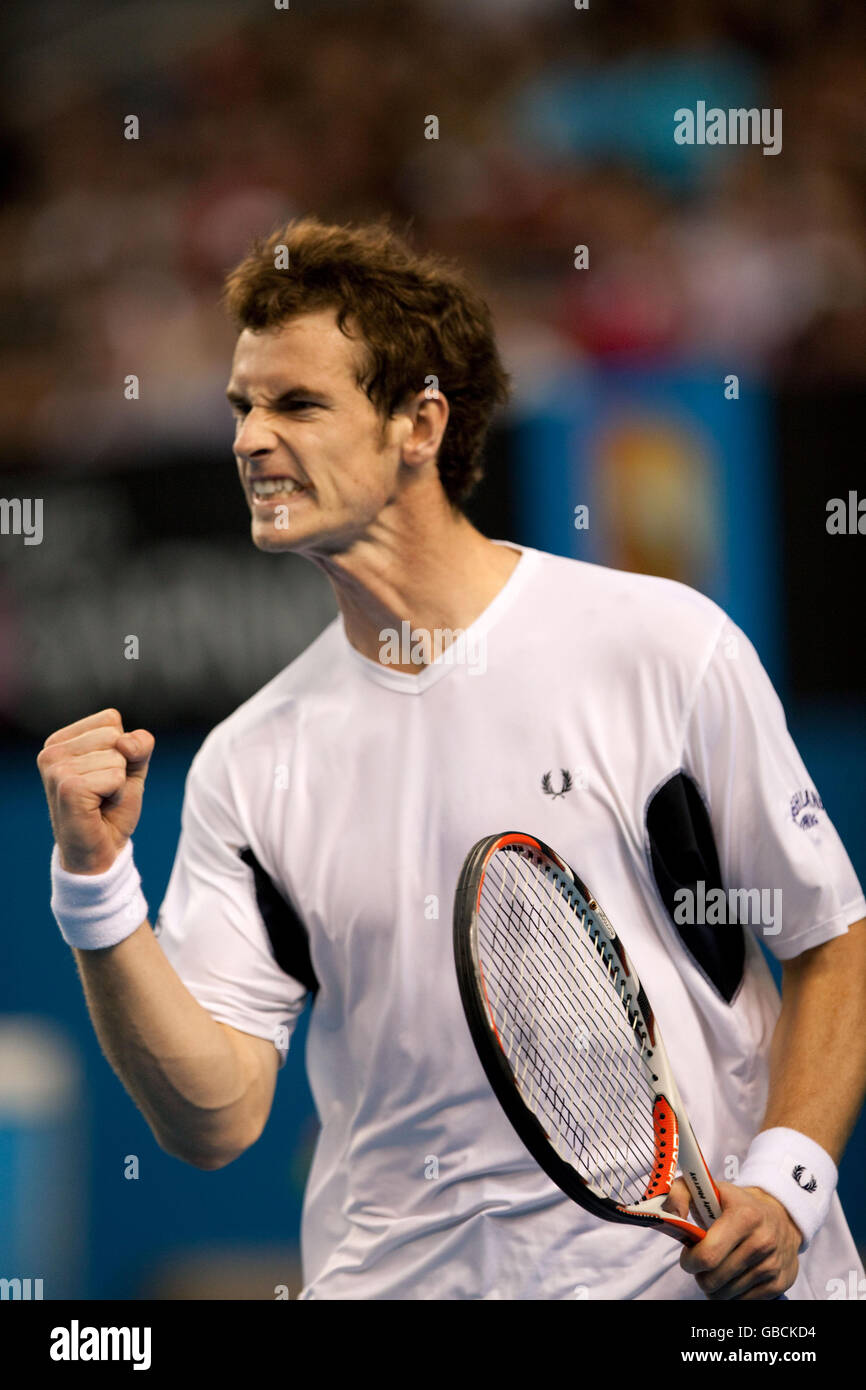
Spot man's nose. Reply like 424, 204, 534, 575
233, 409, 279, 463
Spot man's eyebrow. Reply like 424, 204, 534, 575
225, 385, 335, 407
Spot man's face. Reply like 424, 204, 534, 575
226, 309, 409, 555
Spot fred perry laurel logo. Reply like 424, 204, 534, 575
790, 788, 824, 830
792, 1165, 818, 1193
541, 769, 573, 800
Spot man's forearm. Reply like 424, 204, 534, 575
761, 919, 866, 1163
73, 921, 275, 1167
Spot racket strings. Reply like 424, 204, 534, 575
477, 848, 658, 1205
481, 862, 654, 1201
481, 903, 650, 1198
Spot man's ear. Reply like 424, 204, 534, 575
395, 388, 449, 469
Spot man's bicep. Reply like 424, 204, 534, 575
217, 1021, 282, 1138
781, 916, 866, 980
156, 748, 311, 1065
684, 619, 866, 958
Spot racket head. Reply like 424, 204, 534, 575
453, 831, 717, 1244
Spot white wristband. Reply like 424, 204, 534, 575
50, 840, 149, 950
735, 1126, 837, 1251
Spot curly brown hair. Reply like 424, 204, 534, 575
221, 216, 510, 507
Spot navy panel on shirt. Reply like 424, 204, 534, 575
646, 771, 745, 1003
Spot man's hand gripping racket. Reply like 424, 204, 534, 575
453, 832, 790, 1297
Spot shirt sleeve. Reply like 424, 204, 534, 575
154, 739, 309, 1066
682, 618, 865, 960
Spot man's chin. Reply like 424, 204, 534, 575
250, 524, 305, 553
249, 511, 361, 558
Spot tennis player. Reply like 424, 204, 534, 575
38, 218, 866, 1301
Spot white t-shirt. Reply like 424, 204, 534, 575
155, 543, 865, 1300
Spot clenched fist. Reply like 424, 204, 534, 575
665, 1177, 800, 1299
37, 709, 155, 876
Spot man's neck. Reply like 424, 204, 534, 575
311, 497, 521, 674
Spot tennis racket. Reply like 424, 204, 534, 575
453, 830, 722, 1247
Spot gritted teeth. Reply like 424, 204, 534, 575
250, 477, 305, 497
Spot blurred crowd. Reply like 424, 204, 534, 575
1, 0, 865, 464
